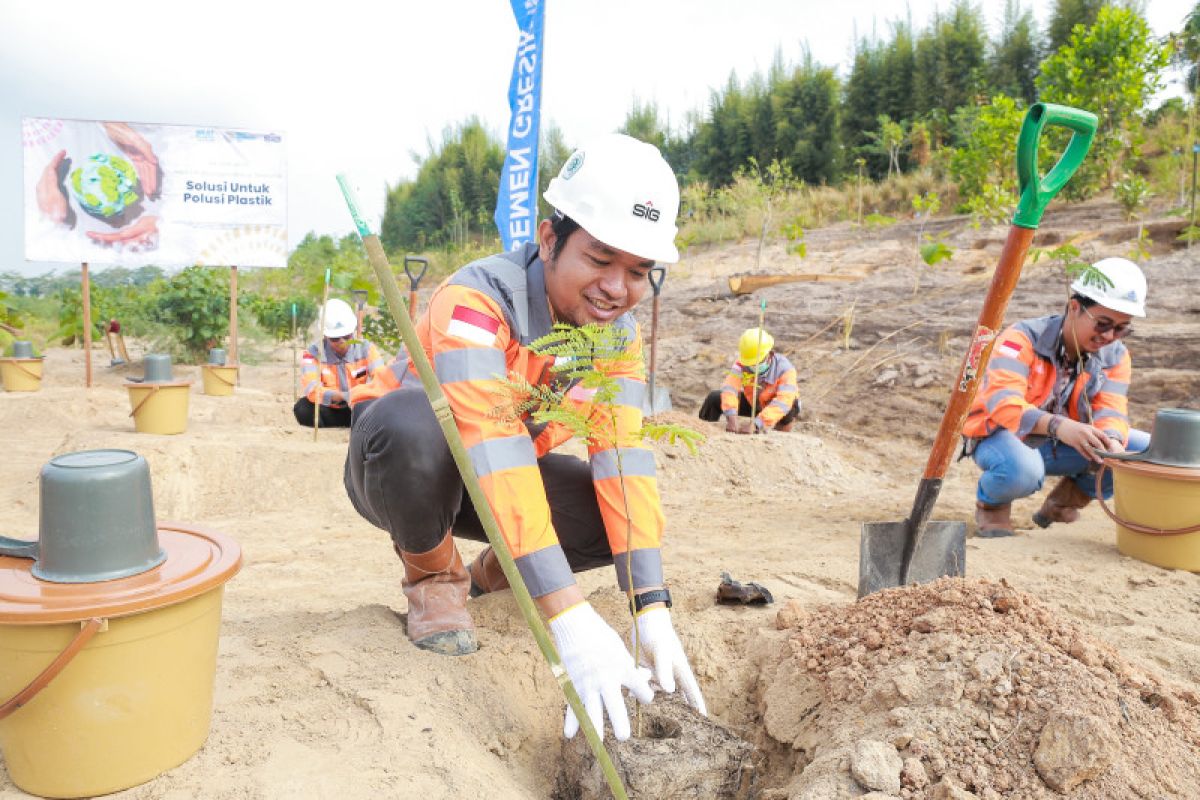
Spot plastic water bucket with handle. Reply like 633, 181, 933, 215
1, 341, 43, 392
0, 525, 241, 797
201, 349, 238, 397
1098, 409, 1200, 572
0, 448, 241, 797
124, 354, 192, 434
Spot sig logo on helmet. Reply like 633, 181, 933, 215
560, 151, 585, 180
632, 200, 661, 222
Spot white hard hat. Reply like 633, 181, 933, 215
543, 133, 680, 264
1070, 257, 1146, 317
322, 298, 358, 337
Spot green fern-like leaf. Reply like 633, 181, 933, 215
638, 423, 706, 456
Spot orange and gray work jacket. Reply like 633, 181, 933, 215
963, 314, 1132, 445
720, 353, 799, 429
350, 243, 665, 598
349, 348, 410, 400
300, 339, 385, 408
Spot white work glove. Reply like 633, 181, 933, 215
631, 607, 708, 716
549, 603, 654, 741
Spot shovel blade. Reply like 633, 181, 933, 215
858, 520, 966, 599
641, 386, 673, 416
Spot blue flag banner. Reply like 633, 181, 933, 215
494, 0, 545, 251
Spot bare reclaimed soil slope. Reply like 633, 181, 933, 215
1, 198, 1198, 798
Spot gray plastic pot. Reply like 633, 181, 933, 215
0, 449, 166, 583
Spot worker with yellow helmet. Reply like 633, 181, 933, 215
699, 327, 801, 433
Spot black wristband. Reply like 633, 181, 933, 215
633, 588, 672, 614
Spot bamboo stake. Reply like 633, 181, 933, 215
81, 262, 92, 388
313, 269, 331, 442
230, 265, 239, 365
749, 299, 766, 433
291, 302, 298, 401
336, 176, 628, 800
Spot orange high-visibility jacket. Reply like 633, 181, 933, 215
300, 339, 386, 407
963, 314, 1131, 444
720, 352, 799, 428
352, 243, 664, 598
349, 349, 410, 403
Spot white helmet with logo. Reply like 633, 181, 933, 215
1070, 257, 1146, 317
322, 298, 358, 337
543, 133, 680, 264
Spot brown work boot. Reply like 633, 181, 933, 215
775, 421, 795, 432
397, 534, 478, 656
467, 546, 510, 598
1032, 477, 1093, 528
975, 501, 1015, 538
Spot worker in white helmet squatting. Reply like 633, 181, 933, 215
294, 297, 386, 428
963, 258, 1151, 537
698, 327, 800, 434
343, 134, 706, 742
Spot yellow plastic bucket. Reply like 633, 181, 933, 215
0, 359, 44, 392
1099, 460, 1200, 572
124, 382, 192, 434
0, 525, 241, 798
201, 364, 238, 396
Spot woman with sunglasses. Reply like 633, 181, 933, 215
963, 257, 1150, 537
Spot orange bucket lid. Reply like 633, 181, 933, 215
1106, 458, 1200, 483
0, 523, 241, 625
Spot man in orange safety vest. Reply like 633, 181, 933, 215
343, 134, 706, 743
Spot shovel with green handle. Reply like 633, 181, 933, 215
858, 103, 1098, 598
335, 176, 631, 800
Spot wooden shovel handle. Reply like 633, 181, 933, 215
0, 618, 105, 721
921, 226, 1035, 482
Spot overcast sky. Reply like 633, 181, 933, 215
1, 0, 1193, 277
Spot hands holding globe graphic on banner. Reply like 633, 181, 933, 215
24, 116, 287, 267
34, 121, 161, 249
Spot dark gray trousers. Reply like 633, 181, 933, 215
344, 386, 615, 569
698, 390, 800, 425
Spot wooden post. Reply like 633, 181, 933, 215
229, 265, 239, 364
81, 262, 92, 388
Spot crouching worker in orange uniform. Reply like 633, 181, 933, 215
294, 298, 386, 428
343, 134, 706, 741
964, 258, 1150, 537
698, 327, 800, 434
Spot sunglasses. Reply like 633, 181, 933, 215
1079, 305, 1133, 339
328, 334, 352, 343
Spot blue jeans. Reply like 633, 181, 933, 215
973, 428, 1150, 506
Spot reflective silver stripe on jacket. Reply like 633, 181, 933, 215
467, 435, 538, 478
515, 546, 574, 597
613, 549, 664, 591
988, 357, 1028, 377
434, 347, 507, 384
591, 448, 657, 480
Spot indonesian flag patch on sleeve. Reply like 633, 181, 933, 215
448, 305, 501, 346
996, 339, 1023, 359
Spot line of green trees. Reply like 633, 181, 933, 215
379, 0, 1193, 251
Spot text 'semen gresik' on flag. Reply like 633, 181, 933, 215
494, 0, 544, 251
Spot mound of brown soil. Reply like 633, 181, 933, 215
756, 578, 1200, 799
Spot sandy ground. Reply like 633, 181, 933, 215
1, 199, 1198, 798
